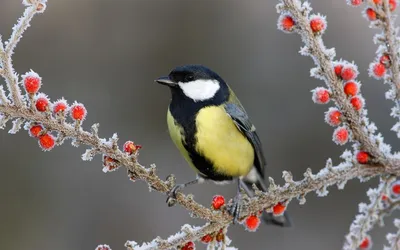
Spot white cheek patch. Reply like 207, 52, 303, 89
178, 79, 220, 102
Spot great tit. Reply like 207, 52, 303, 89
156, 65, 291, 226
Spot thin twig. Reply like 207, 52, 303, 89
2, 4, 42, 108
384, 219, 400, 250
343, 176, 394, 249
382, 0, 400, 97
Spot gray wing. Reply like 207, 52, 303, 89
224, 103, 266, 178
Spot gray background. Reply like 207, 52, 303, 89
0, 0, 399, 249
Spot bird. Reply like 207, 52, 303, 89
155, 64, 291, 226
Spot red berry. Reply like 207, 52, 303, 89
103, 155, 119, 172
29, 124, 43, 138
201, 234, 213, 244
366, 8, 377, 21
279, 15, 295, 32
344, 81, 359, 96
273, 203, 286, 216
341, 65, 358, 81
53, 99, 68, 114
334, 64, 343, 77
245, 215, 260, 232
390, 0, 397, 11
181, 241, 195, 250
356, 151, 370, 164
350, 96, 364, 111
95, 245, 111, 250
39, 133, 55, 151
333, 126, 349, 145
350, 0, 363, 6
309, 16, 326, 33
381, 194, 388, 201
359, 236, 372, 249
123, 141, 142, 155
212, 195, 225, 210
373, 0, 382, 4
70, 102, 87, 121
35, 96, 49, 112
391, 181, 400, 195
215, 230, 224, 242
23, 71, 41, 94
380, 54, 391, 67
312, 87, 330, 104
325, 108, 342, 126
370, 62, 386, 79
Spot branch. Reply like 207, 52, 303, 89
348, 0, 400, 136
1, 1, 400, 249
384, 219, 400, 250
343, 176, 394, 249
1, 1, 45, 107
278, 0, 392, 167
132, 157, 400, 250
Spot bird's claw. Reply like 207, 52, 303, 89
229, 196, 242, 224
166, 184, 184, 207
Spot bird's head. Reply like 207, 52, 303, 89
156, 65, 228, 102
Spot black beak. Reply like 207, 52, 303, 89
155, 76, 177, 87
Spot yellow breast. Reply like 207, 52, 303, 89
195, 105, 254, 177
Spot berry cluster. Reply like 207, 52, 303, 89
280, 10, 376, 164
22, 71, 87, 151
316, 59, 371, 160
210, 195, 287, 233
200, 228, 226, 246
21, 71, 142, 164
349, 0, 397, 11
102, 141, 142, 173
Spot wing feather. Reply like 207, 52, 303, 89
224, 102, 266, 178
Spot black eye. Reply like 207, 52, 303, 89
186, 75, 194, 81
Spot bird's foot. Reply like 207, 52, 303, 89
229, 195, 242, 224
166, 184, 185, 207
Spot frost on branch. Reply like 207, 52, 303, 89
349, 0, 400, 138
0, 0, 400, 249
343, 177, 395, 249
384, 219, 400, 250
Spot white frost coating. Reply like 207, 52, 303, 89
386, 87, 396, 100
310, 67, 324, 80
125, 240, 158, 250
179, 79, 220, 102
0, 114, 9, 129
0, 86, 8, 105
81, 148, 97, 161
8, 118, 23, 134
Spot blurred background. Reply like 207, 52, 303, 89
0, 0, 399, 249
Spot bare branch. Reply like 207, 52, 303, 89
384, 219, 400, 250
343, 177, 394, 249
1, 2, 45, 108
5, 3, 45, 55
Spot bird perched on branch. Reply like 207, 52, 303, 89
156, 64, 291, 226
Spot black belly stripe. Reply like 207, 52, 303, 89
169, 87, 232, 181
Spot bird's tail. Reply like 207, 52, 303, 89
241, 170, 292, 227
